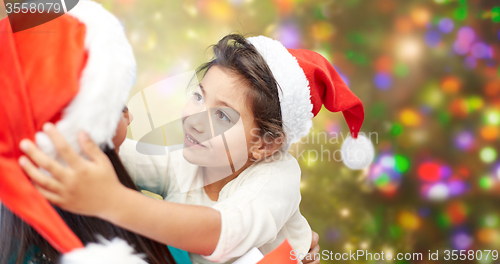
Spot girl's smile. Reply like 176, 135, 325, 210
184, 131, 206, 148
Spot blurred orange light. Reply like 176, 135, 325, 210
398, 211, 421, 231
205, 0, 234, 22
375, 55, 393, 73
441, 76, 461, 94
485, 79, 500, 97
400, 109, 422, 127
449, 98, 470, 118
477, 228, 498, 244
480, 126, 500, 141
273, 0, 295, 16
411, 8, 431, 27
395, 17, 413, 33
311, 21, 335, 41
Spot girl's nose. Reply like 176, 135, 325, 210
127, 111, 134, 125
186, 111, 209, 134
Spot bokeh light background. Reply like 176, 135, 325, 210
2, 0, 500, 263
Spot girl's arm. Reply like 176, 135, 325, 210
119, 138, 171, 197
102, 187, 221, 255
18, 125, 220, 255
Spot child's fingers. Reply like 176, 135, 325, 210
19, 156, 64, 194
78, 131, 107, 163
43, 123, 83, 168
311, 231, 319, 248
19, 139, 67, 181
33, 184, 64, 207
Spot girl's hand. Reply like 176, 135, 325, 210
303, 231, 320, 264
18, 123, 125, 217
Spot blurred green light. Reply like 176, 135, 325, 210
394, 155, 410, 173
484, 110, 500, 125
480, 147, 497, 164
346, 50, 354, 59
391, 123, 403, 136
375, 173, 390, 187
389, 225, 403, 238
453, 6, 467, 21
438, 111, 451, 125
394, 63, 409, 78
479, 176, 494, 189
437, 213, 451, 229
492, 7, 500, 23
467, 96, 483, 111
483, 214, 500, 228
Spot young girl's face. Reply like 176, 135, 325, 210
181, 66, 259, 171
113, 107, 134, 153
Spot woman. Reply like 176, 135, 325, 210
0, 1, 178, 263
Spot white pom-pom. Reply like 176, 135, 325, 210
61, 237, 147, 264
341, 134, 375, 170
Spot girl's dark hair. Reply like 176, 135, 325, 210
196, 33, 285, 146
0, 148, 176, 264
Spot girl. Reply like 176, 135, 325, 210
19, 34, 373, 263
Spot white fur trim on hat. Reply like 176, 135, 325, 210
35, 0, 136, 157
61, 237, 147, 264
247, 36, 313, 151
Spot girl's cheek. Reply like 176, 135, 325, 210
112, 117, 128, 149
223, 121, 250, 167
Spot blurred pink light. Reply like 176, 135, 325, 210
453, 40, 470, 55
457, 26, 475, 44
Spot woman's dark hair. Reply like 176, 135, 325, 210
0, 148, 176, 264
196, 33, 285, 147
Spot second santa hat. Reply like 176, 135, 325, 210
247, 36, 374, 170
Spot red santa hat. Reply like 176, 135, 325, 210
247, 36, 375, 170
0, 1, 145, 263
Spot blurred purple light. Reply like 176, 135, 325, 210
453, 40, 470, 55
276, 24, 301, 49
425, 30, 441, 47
471, 42, 489, 59
440, 166, 452, 179
452, 232, 473, 250
326, 228, 341, 242
418, 207, 431, 217
464, 56, 477, 69
334, 66, 350, 86
419, 105, 432, 115
448, 180, 467, 196
438, 18, 454, 33
455, 131, 473, 150
374, 73, 392, 90
494, 163, 500, 179
457, 26, 475, 44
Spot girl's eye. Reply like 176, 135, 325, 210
192, 92, 204, 103
215, 110, 231, 123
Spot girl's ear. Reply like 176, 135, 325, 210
250, 135, 283, 160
